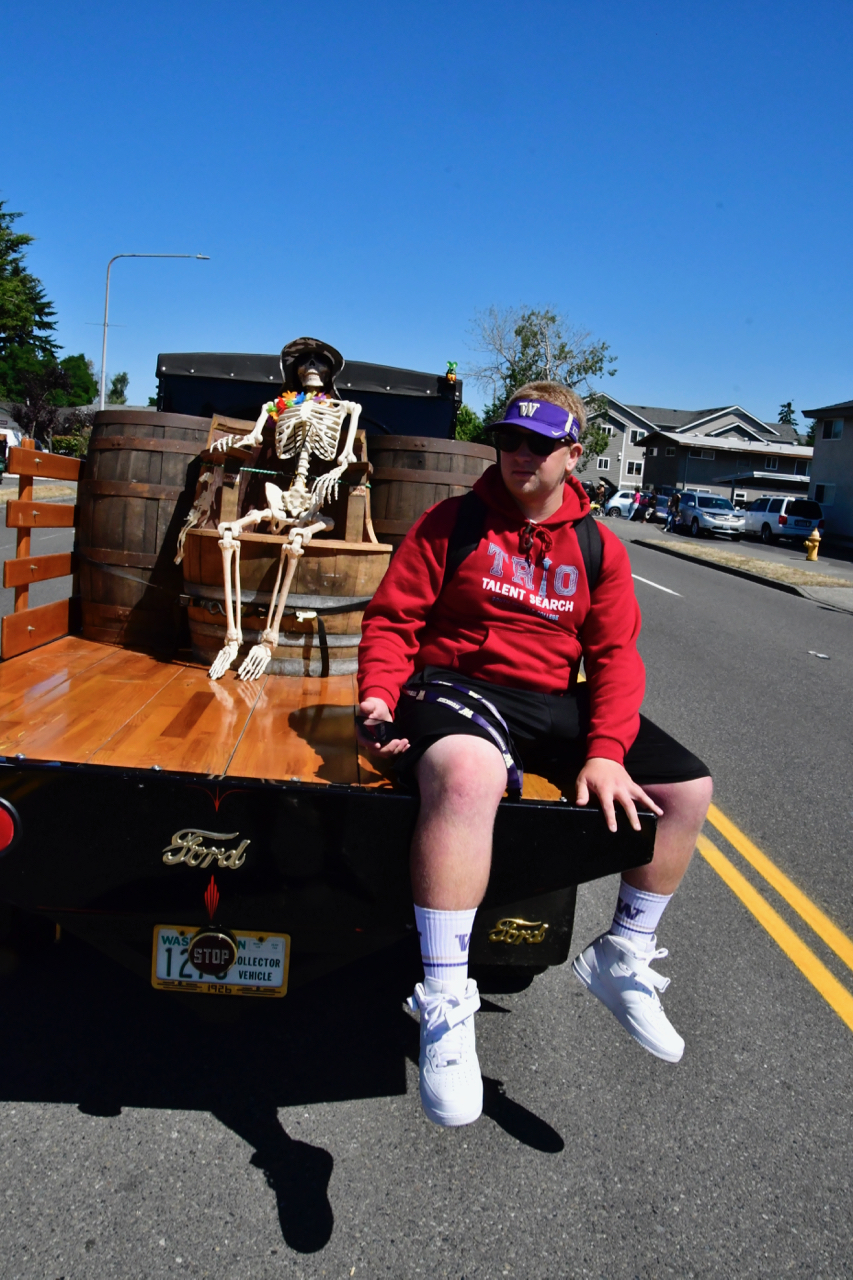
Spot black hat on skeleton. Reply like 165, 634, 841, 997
280, 337, 344, 395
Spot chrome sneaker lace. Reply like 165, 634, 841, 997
407, 979, 483, 1126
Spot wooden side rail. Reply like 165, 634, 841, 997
6, 447, 82, 482
6, 501, 78, 529
4, 551, 76, 588
1, 441, 80, 660
1, 599, 80, 661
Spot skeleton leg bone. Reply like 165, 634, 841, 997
209, 533, 243, 680
237, 538, 303, 681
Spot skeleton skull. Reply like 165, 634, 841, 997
297, 357, 328, 389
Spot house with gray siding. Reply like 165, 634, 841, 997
589, 397, 811, 505
803, 399, 853, 546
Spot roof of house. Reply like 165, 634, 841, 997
624, 404, 728, 429
643, 429, 812, 457
803, 400, 853, 418
614, 399, 802, 444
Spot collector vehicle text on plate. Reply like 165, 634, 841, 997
151, 926, 290, 997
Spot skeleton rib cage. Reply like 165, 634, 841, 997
274, 400, 349, 463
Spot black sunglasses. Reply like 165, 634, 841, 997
493, 427, 567, 457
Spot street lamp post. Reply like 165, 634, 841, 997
99, 253, 210, 411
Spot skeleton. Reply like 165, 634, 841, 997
202, 346, 361, 681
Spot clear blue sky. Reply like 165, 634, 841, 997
3, 0, 851, 422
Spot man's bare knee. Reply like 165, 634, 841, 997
416, 736, 507, 815
647, 776, 713, 826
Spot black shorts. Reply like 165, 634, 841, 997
393, 667, 710, 791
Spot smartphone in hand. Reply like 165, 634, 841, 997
355, 715, 396, 748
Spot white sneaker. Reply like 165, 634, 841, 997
572, 932, 685, 1063
407, 978, 483, 1126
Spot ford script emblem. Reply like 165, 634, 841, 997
162, 829, 250, 870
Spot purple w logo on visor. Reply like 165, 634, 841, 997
494, 399, 580, 441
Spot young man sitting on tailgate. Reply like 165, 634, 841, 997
357, 382, 712, 1128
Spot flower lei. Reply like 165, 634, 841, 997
267, 390, 329, 420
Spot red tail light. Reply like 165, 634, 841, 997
818, 520, 824, 530
778, 513, 788, 526
0, 803, 18, 853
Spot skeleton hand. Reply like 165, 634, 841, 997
238, 642, 272, 681
212, 430, 263, 455
209, 641, 240, 680
312, 465, 346, 506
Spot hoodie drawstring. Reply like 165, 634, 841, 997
520, 521, 553, 563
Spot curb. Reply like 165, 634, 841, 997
635, 539, 817, 598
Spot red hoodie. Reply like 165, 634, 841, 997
358, 465, 645, 763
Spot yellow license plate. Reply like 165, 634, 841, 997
151, 926, 290, 997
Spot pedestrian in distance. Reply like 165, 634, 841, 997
357, 382, 713, 1128
665, 491, 681, 533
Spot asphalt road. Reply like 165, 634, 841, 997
1, 520, 852, 1279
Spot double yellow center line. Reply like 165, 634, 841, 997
699, 804, 853, 1032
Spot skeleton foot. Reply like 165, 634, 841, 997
238, 642, 273, 681
209, 641, 240, 680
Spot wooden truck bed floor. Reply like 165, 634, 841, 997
0, 636, 564, 800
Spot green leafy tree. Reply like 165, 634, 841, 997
53, 406, 94, 457
466, 307, 616, 470
107, 371, 129, 404
454, 403, 485, 443
57, 354, 98, 406
778, 401, 798, 426
0, 201, 58, 359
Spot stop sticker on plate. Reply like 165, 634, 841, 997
188, 929, 238, 975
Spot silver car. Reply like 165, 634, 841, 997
677, 492, 745, 539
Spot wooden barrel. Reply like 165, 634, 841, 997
181, 528, 392, 677
369, 436, 496, 548
77, 410, 211, 650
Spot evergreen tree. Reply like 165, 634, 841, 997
777, 401, 798, 426
0, 202, 58, 359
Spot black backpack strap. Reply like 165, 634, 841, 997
442, 491, 488, 590
573, 511, 603, 594
441, 491, 602, 595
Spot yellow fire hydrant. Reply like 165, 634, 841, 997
804, 528, 821, 561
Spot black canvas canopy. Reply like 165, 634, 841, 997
155, 352, 463, 438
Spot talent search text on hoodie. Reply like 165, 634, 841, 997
358, 465, 645, 763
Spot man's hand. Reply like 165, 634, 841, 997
356, 697, 410, 758
575, 757, 663, 833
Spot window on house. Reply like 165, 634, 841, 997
665, 447, 676, 457
814, 483, 835, 505
822, 419, 843, 440
597, 457, 610, 471
765, 458, 778, 470
645, 447, 657, 457
629, 429, 647, 445
600, 424, 615, 437
688, 448, 715, 459
626, 460, 643, 476
795, 460, 810, 475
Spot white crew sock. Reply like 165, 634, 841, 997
610, 879, 672, 947
414, 905, 477, 988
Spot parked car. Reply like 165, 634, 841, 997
605, 490, 654, 520
677, 491, 745, 539
743, 496, 824, 545
649, 486, 678, 524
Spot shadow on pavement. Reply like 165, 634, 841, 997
0, 923, 563, 1251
